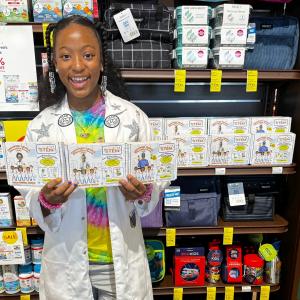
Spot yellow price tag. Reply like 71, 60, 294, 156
173, 287, 183, 300
21, 295, 31, 300
174, 70, 186, 92
260, 286, 270, 300
246, 70, 258, 92
207, 286, 216, 300
43, 23, 54, 47
223, 227, 234, 245
2, 231, 18, 245
210, 70, 222, 92
17, 227, 28, 246
225, 286, 235, 300
166, 228, 176, 247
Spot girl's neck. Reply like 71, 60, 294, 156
67, 88, 102, 112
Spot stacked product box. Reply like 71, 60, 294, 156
14, 196, 31, 227
0, 0, 29, 22
164, 118, 208, 167
149, 118, 165, 141
211, 4, 252, 69
62, 0, 93, 20
32, 0, 63, 22
0, 193, 14, 227
174, 6, 212, 68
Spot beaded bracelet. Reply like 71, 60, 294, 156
137, 183, 153, 204
38, 192, 62, 210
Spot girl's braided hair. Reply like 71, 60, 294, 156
39, 15, 129, 110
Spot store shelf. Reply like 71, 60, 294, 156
6, 22, 44, 33
120, 69, 300, 82
153, 275, 280, 295
0, 164, 296, 181
0, 292, 39, 298
0, 226, 43, 235
143, 215, 288, 237
177, 164, 296, 176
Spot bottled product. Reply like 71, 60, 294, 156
2, 265, 20, 294
244, 254, 264, 285
33, 264, 41, 292
31, 237, 44, 264
19, 264, 34, 293
206, 241, 223, 283
24, 245, 32, 265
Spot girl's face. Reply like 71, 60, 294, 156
54, 23, 102, 103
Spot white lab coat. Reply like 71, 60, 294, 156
17, 91, 166, 300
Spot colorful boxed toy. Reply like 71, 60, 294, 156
250, 117, 292, 134
174, 247, 205, 286
222, 246, 243, 283
62, 0, 93, 20
32, 0, 63, 22
0, 0, 29, 22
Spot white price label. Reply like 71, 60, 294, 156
113, 8, 140, 43
228, 182, 246, 207
272, 167, 283, 174
215, 168, 226, 175
229, 194, 246, 206
164, 188, 181, 207
241, 286, 252, 292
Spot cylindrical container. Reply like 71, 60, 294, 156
265, 256, 281, 284
31, 237, 44, 264
0, 268, 4, 293
19, 264, 34, 293
206, 244, 223, 283
33, 264, 41, 292
244, 254, 264, 285
24, 245, 32, 265
176, 25, 211, 47
175, 47, 210, 69
176, 6, 212, 27
2, 265, 20, 294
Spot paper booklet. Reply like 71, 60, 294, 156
4, 141, 178, 188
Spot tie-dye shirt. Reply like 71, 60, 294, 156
71, 98, 113, 263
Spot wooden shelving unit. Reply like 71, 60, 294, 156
152, 275, 279, 295
0, 225, 43, 235
0, 292, 39, 299
143, 214, 288, 236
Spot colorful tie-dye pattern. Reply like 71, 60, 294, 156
71, 98, 113, 263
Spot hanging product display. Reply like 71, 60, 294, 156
0, 26, 38, 112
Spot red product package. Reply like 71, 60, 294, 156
225, 246, 243, 283
174, 256, 205, 286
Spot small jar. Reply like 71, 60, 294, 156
244, 254, 264, 285
19, 264, 34, 293
33, 264, 41, 292
2, 265, 20, 294
31, 237, 44, 264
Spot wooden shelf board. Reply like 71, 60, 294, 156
178, 164, 296, 176
0, 292, 39, 298
120, 69, 300, 81
6, 22, 43, 33
143, 215, 288, 236
0, 164, 296, 181
153, 275, 280, 295
0, 226, 43, 235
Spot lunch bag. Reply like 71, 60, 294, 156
145, 239, 165, 282
244, 16, 299, 70
165, 177, 221, 227
222, 176, 280, 221
104, 2, 173, 68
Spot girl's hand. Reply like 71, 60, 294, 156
41, 178, 77, 205
119, 175, 146, 201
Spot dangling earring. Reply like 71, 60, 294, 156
100, 75, 107, 94
49, 71, 56, 94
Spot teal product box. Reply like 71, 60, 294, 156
32, 0, 63, 22
0, 0, 29, 22
176, 25, 211, 47
175, 6, 212, 26
62, 0, 93, 20
175, 47, 209, 69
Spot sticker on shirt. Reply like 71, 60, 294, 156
104, 115, 120, 128
58, 114, 73, 127
129, 209, 136, 228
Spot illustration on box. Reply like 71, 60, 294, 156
0, 0, 29, 22
4, 142, 65, 186
32, 0, 63, 22
62, 0, 93, 20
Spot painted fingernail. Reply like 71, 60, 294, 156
74, 183, 78, 187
